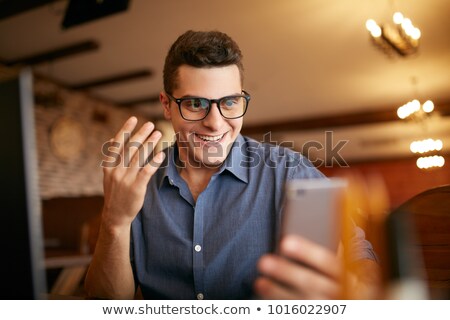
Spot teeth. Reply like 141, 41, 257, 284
196, 133, 224, 142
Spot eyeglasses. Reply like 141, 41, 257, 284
165, 90, 251, 121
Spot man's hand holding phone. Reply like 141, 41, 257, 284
254, 178, 381, 300
255, 234, 343, 299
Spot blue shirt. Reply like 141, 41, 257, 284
131, 135, 376, 299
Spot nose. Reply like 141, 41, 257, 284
201, 102, 224, 130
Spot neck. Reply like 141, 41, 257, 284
179, 164, 219, 202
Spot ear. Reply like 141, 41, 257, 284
160, 92, 172, 120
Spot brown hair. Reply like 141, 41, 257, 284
163, 30, 244, 94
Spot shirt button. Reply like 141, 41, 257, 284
194, 245, 202, 252
197, 293, 204, 300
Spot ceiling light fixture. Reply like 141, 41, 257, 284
365, 12, 420, 57
397, 97, 445, 169
395, 74, 444, 169
396, 99, 434, 120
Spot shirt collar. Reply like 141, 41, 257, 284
158, 143, 179, 189
217, 134, 248, 183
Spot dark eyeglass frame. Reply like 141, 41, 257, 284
165, 90, 251, 121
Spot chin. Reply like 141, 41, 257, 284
192, 154, 226, 168
203, 158, 226, 168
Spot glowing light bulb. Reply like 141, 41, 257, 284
436, 139, 443, 151
366, 19, 382, 37
366, 19, 377, 31
411, 99, 421, 112
411, 27, 421, 40
401, 18, 413, 30
416, 157, 425, 169
422, 100, 434, 113
397, 106, 407, 119
371, 26, 382, 37
393, 12, 404, 24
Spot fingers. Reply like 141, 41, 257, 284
104, 117, 161, 172
279, 235, 342, 280
256, 254, 340, 299
112, 116, 138, 153
254, 277, 300, 300
123, 121, 157, 167
107, 117, 167, 186
128, 128, 161, 170
135, 151, 166, 188
102, 117, 139, 172
254, 235, 343, 300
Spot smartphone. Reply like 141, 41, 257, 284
279, 178, 347, 252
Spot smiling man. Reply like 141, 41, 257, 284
85, 30, 378, 300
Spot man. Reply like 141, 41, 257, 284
85, 30, 378, 299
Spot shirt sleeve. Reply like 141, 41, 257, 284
288, 152, 326, 180
129, 220, 140, 292
349, 224, 379, 262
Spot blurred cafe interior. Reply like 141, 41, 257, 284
0, 0, 449, 299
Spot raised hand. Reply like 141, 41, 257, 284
101, 116, 166, 230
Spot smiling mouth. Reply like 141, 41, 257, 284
195, 133, 225, 142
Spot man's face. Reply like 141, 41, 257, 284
161, 64, 244, 168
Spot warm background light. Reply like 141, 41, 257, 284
422, 100, 434, 113
410, 139, 443, 154
366, 19, 382, 37
397, 99, 434, 119
393, 12, 404, 24
411, 28, 421, 40
416, 155, 445, 169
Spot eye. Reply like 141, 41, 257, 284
221, 97, 241, 109
183, 98, 208, 110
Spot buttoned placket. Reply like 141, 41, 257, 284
169, 172, 207, 299
192, 197, 205, 299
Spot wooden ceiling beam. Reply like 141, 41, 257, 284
0, 0, 57, 20
69, 69, 153, 90
2, 40, 99, 66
